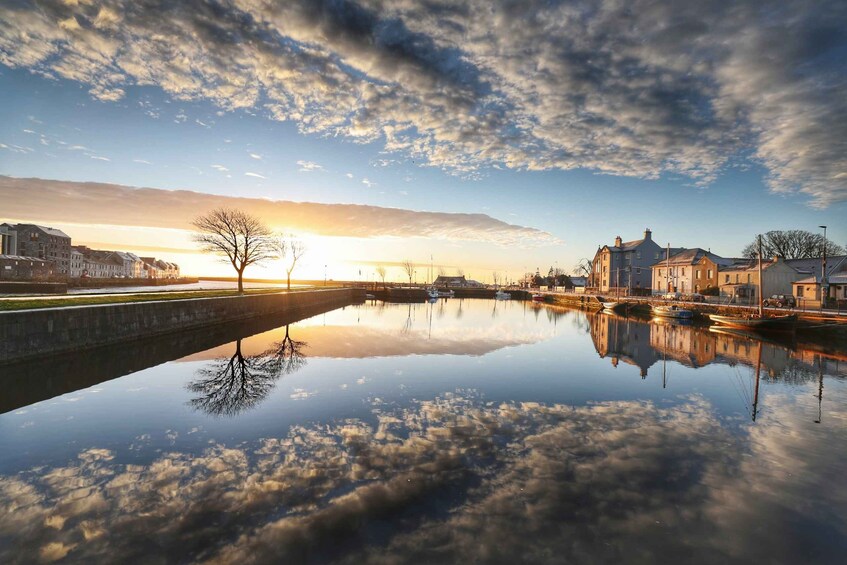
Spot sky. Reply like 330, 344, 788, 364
0, 0, 845, 282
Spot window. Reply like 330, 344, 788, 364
636, 268, 641, 274
655, 252, 660, 260
725, 275, 730, 283
797, 286, 804, 297
636, 251, 641, 259
681, 268, 686, 276
658, 269, 663, 277
747, 274, 751, 283
735, 274, 740, 283
696, 270, 701, 279
708, 269, 713, 279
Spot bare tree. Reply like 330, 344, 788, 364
275, 234, 307, 290
401, 259, 415, 287
492, 271, 500, 287
192, 208, 275, 294
376, 265, 387, 289
573, 258, 594, 278
742, 230, 845, 259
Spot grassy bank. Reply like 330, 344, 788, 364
0, 288, 320, 312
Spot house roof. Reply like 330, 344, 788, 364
0, 254, 52, 263
649, 248, 731, 267
14, 224, 70, 239
785, 255, 847, 276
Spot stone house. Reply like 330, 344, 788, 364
12, 224, 71, 275
0, 255, 54, 280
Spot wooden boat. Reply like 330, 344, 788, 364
708, 235, 797, 333
494, 289, 511, 300
601, 301, 626, 312
653, 305, 693, 319
708, 313, 797, 331
532, 293, 545, 302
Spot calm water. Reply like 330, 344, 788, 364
1, 299, 846, 564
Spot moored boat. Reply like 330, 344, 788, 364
708, 313, 797, 331
601, 301, 625, 311
494, 289, 511, 300
532, 293, 545, 302
437, 289, 455, 298
652, 305, 694, 319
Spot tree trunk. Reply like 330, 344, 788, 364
237, 268, 245, 295
287, 273, 291, 290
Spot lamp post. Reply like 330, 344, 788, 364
324, 264, 327, 287
820, 225, 828, 307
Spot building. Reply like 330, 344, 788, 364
790, 255, 847, 307
433, 275, 468, 287
0, 255, 54, 280
114, 251, 144, 278
81, 250, 124, 278
70, 248, 84, 278
12, 224, 72, 275
589, 229, 664, 292
141, 257, 160, 278
718, 257, 799, 303
0, 224, 17, 255
650, 248, 733, 294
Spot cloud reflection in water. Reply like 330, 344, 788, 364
2, 390, 845, 564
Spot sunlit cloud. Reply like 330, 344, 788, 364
249, 153, 262, 160
296, 160, 323, 173
90, 155, 110, 161
245, 172, 266, 179
361, 178, 376, 188
0, 175, 561, 246
211, 164, 229, 172
133, 158, 151, 165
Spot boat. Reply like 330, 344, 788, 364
601, 300, 626, 312
494, 289, 511, 300
652, 305, 694, 319
365, 293, 376, 299
708, 313, 797, 331
427, 287, 439, 299
437, 289, 455, 298
532, 293, 545, 303
708, 235, 797, 333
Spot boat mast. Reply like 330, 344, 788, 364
666, 243, 671, 292
757, 234, 764, 318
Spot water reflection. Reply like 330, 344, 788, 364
187, 326, 308, 416
2, 390, 845, 563
588, 310, 847, 382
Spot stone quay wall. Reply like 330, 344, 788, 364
0, 288, 364, 363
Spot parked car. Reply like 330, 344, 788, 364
763, 294, 796, 308
684, 293, 706, 303
662, 292, 681, 301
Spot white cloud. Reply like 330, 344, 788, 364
345, 173, 354, 179
361, 178, 376, 188
1, 0, 843, 204
245, 172, 266, 179
296, 160, 323, 172
133, 159, 152, 165
249, 153, 262, 160
90, 155, 110, 161
211, 164, 229, 172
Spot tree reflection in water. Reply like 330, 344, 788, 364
187, 325, 307, 416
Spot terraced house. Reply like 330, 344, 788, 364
650, 248, 734, 294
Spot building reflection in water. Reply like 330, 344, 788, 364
588, 310, 845, 383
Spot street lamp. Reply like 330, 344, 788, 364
820, 225, 828, 306
324, 264, 327, 287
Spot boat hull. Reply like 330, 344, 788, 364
708, 314, 797, 331
653, 307, 693, 319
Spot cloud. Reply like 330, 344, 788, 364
89, 155, 110, 161
211, 164, 229, 172
249, 153, 262, 160
0, 175, 561, 246
296, 160, 323, 172
0, 1, 844, 204
244, 172, 266, 179
345, 173, 354, 179
361, 177, 376, 188
133, 158, 151, 165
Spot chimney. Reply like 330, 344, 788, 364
644, 228, 652, 241
614, 235, 622, 247
773, 255, 782, 263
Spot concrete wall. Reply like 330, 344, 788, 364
0, 288, 364, 363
